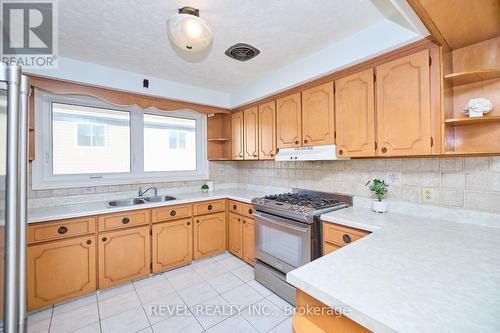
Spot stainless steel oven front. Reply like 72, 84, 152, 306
254, 211, 314, 305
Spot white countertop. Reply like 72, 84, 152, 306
287, 207, 500, 333
28, 188, 271, 223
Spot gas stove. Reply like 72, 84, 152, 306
251, 189, 352, 224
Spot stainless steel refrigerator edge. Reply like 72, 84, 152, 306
1, 63, 30, 333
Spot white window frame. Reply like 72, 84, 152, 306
75, 122, 107, 148
32, 89, 208, 190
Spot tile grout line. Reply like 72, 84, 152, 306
131, 280, 154, 333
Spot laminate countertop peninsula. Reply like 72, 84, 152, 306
28, 187, 280, 223
287, 206, 500, 333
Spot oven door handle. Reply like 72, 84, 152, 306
254, 211, 309, 233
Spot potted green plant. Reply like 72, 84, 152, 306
201, 183, 209, 193
366, 179, 389, 213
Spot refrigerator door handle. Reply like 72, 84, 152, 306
17, 75, 30, 333
4, 64, 21, 333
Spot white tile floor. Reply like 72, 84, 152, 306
28, 252, 293, 333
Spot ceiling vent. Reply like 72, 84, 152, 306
225, 43, 260, 61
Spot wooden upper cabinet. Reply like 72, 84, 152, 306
98, 226, 150, 289
301, 82, 335, 147
152, 219, 193, 273
276, 93, 302, 148
243, 107, 259, 160
335, 69, 375, 157
258, 101, 277, 159
376, 49, 432, 156
231, 111, 244, 160
193, 212, 226, 259
27, 235, 96, 310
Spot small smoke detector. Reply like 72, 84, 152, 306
225, 43, 260, 61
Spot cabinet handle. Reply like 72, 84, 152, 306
304, 139, 308, 144
243, 220, 246, 224
238, 218, 241, 222
57, 226, 68, 234
187, 221, 191, 226
248, 208, 253, 215
102, 237, 107, 242
342, 234, 352, 244
338, 149, 343, 155
170, 210, 176, 217
122, 217, 130, 224
294, 140, 299, 145
253, 154, 257, 157
233, 204, 237, 210
208, 204, 213, 210
86, 239, 92, 245
381, 147, 387, 153
239, 154, 243, 157
270, 153, 274, 157
196, 220, 200, 224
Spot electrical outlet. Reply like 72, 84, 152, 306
422, 187, 433, 203
218, 169, 225, 176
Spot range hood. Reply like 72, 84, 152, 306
275, 144, 349, 161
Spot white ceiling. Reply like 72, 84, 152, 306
58, 0, 405, 92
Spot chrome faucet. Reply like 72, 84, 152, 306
138, 186, 158, 198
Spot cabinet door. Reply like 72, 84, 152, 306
243, 107, 259, 160
231, 111, 244, 160
376, 49, 431, 156
27, 235, 96, 310
152, 219, 193, 273
193, 212, 226, 259
258, 101, 277, 159
228, 213, 243, 258
98, 226, 150, 289
243, 218, 255, 266
302, 82, 335, 146
335, 69, 375, 157
276, 93, 302, 148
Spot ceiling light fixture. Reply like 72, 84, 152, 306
167, 6, 212, 52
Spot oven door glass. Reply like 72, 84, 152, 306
254, 211, 311, 273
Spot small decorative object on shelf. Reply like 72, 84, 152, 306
463, 98, 493, 118
206, 181, 214, 192
201, 183, 209, 193
366, 179, 389, 213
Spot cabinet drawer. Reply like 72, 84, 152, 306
152, 204, 192, 223
98, 209, 150, 232
322, 221, 370, 247
242, 203, 255, 218
323, 242, 342, 255
193, 200, 226, 216
228, 200, 242, 215
28, 217, 96, 244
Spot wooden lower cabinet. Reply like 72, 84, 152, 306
293, 290, 371, 333
193, 212, 226, 259
152, 218, 193, 273
27, 235, 96, 310
242, 218, 255, 265
228, 213, 243, 258
98, 226, 150, 289
322, 221, 370, 256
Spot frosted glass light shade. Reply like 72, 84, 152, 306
167, 14, 212, 52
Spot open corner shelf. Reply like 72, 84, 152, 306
444, 116, 500, 126
208, 138, 230, 142
444, 69, 500, 86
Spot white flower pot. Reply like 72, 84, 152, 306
201, 188, 209, 193
372, 200, 388, 213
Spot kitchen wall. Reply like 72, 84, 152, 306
29, 157, 500, 214
234, 157, 500, 213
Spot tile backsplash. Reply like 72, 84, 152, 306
29, 157, 500, 213
234, 157, 500, 213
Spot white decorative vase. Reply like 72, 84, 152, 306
201, 188, 209, 193
372, 200, 388, 213
206, 181, 214, 192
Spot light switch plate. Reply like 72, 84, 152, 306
422, 187, 433, 203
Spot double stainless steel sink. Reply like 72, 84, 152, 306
108, 195, 176, 207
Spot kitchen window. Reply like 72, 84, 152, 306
32, 90, 208, 189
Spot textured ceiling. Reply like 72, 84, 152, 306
59, 0, 398, 91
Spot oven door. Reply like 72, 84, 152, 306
254, 211, 311, 273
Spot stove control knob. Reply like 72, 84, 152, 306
292, 205, 299, 210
